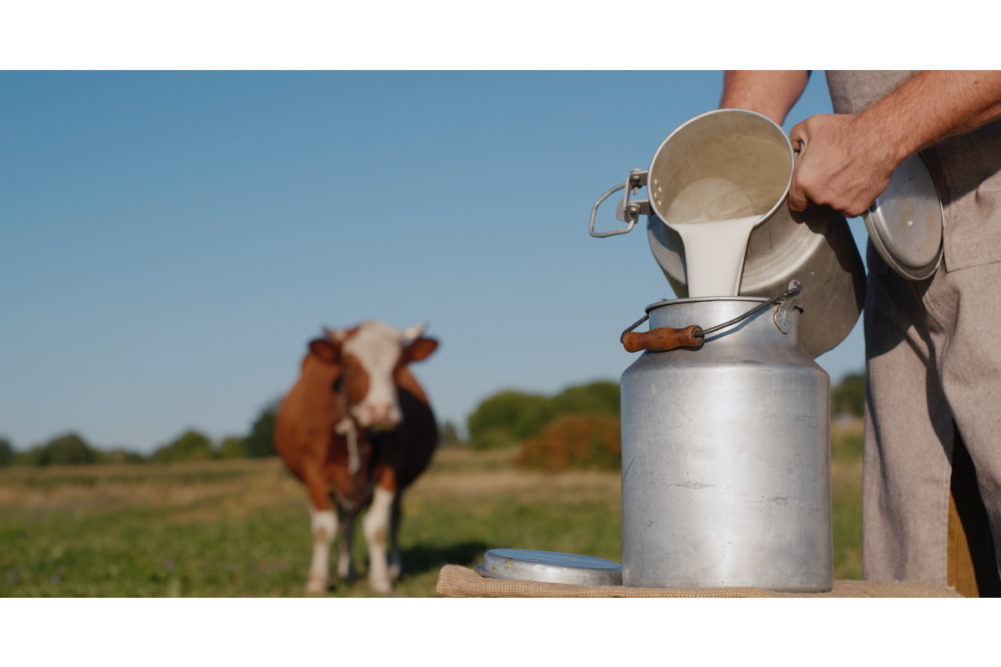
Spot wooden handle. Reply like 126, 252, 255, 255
622, 325, 704, 353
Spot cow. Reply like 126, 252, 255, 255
274, 320, 439, 594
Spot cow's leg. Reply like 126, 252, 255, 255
307, 507, 337, 594
362, 485, 396, 594
303, 468, 336, 594
336, 504, 356, 580
387, 492, 403, 582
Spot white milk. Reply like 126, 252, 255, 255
673, 215, 761, 297
655, 176, 763, 297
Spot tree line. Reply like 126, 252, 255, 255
0, 395, 463, 468
467, 371, 866, 449
0, 372, 864, 468
466, 372, 866, 472
0, 396, 283, 467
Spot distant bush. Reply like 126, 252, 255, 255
34, 433, 100, 466
243, 399, 279, 458
217, 436, 246, 459
152, 430, 216, 463
549, 381, 620, 418
11, 449, 39, 466
517, 414, 621, 472
832, 372, 865, 418
467, 390, 553, 450
3, 437, 145, 467
96, 449, 147, 465
467, 381, 621, 451
470, 427, 521, 451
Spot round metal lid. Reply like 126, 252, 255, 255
863, 153, 944, 280
475, 548, 622, 586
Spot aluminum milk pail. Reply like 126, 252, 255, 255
619, 295, 832, 592
589, 108, 866, 359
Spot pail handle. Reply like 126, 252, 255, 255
620, 281, 803, 353
622, 324, 704, 353
588, 169, 650, 237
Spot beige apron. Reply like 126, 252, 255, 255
825, 71, 1001, 593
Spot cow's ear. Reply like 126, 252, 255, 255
309, 338, 340, 364
404, 336, 438, 363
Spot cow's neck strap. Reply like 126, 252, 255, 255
335, 393, 362, 475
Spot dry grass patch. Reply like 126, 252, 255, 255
0, 459, 303, 518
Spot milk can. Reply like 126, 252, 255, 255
618, 288, 832, 591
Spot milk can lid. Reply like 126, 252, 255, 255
863, 153, 944, 280
475, 548, 622, 586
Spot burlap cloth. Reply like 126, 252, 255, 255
436, 564, 963, 598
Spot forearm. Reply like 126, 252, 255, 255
860, 71, 1001, 166
720, 70, 810, 125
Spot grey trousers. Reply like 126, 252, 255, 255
863, 244, 1001, 583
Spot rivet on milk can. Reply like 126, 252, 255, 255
589, 108, 867, 592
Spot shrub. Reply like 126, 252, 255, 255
467, 391, 552, 450
517, 414, 621, 472
35, 433, 99, 466
96, 449, 147, 464
549, 381, 620, 418
217, 436, 246, 459
466, 382, 622, 451
243, 399, 279, 458
151, 430, 216, 463
832, 372, 865, 418
471, 427, 521, 451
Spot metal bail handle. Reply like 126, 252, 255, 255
620, 281, 804, 353
589, 169, 651, 238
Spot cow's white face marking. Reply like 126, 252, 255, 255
338, 320, 425, 430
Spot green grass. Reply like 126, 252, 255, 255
0, 452, 621, 597
831, 421, 863, 580
0, 423, 863, 596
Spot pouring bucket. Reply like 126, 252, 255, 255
589, 108, 866, 358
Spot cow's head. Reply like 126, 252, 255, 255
308, 320, 438, 431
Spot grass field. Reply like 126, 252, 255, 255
0, 422, 863, 596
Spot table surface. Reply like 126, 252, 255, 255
436, 564, 965, 598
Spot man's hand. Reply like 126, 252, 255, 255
788, 114, 899, 217
787, 71, 1001, 216
722, 70, 1001, 217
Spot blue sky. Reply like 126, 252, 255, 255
0, 70, 867, 453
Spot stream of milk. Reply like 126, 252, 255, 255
673, 215, 761, 297
655, 175, 765, 298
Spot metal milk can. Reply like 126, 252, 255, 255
618, 288, 832, 591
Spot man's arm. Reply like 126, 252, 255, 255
789, 71, 1001, 215
720, 70, 811, 126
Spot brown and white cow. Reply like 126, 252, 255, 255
274, 320, 439, 594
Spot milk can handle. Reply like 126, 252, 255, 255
620, 281, 804, 353
621, 324, 704, 353
588, 170, 650, 238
